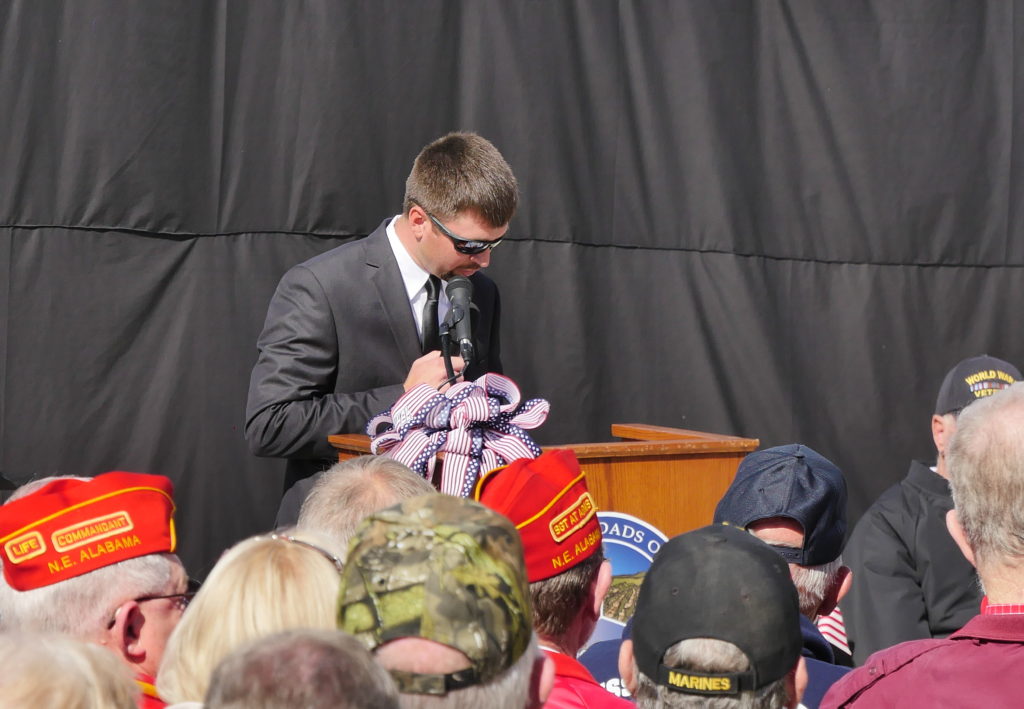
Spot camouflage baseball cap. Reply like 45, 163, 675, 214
338, 493, 532, 695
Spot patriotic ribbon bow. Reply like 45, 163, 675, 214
366, 373, 550, 497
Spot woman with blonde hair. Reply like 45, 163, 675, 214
156, 528, 344, 705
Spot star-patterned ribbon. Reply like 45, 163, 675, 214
366, 374, 550, 497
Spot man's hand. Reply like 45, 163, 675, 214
404, 352, 466, 392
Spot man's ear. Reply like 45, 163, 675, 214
817, 566, 853, 617
527, 652, 555, 709
407, 203, 430, 239
591, 560, 613, 617
101, 600, 147, 665
618, 639, 637, 695
932, 414, 950, 453
946, 509, 976, 568
786, 656, 808, 709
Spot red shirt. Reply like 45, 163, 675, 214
542, 648, 634, 708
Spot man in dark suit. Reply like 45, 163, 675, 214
245, 132, 515, 496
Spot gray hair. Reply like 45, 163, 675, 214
750, 531, 842, 619
0, 552, 181, 639
387, 635, 541, 709
297, 456, 435, 556
948, 382, 1024, 566
633, 638, 789, 709
788, 556, 842, 619
204, 628, 398, 709
0, 632, 139, 708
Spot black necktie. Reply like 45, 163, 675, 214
420, 275, 441, 353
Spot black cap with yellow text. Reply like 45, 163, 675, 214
632, 524, 801, 695
935, 354, 1021, 415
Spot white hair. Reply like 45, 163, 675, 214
297, 456, 435, 557
948, 382, 1024, 566
749, 529, 842, 619
0, 631, 139, 708
788, 556, 842, 619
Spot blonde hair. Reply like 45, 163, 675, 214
157, 529, 344, 704
0, 632, 138, 708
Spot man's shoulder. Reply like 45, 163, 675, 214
851, 461, 939, 531
300, 224, 390, 272
823, 619, 1024, 708
821, 637, 947, 707
546, 674, 633, 709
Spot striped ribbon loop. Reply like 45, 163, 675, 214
366, 374, 550, 497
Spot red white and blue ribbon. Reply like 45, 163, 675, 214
366, 374, 549, 497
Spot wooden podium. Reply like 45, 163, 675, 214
328, 423, 758, 539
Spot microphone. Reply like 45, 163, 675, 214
444, 277, 475, 364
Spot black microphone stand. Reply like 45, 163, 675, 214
439, 321, 457, 387
438, 303, 474, 388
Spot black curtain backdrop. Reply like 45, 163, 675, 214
3, 0, 1023, 577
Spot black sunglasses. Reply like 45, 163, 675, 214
412, 201, 504, 255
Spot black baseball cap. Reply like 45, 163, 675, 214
632, 524, 801, 695
935, 355, 1021, 416
713, 444, 846, 566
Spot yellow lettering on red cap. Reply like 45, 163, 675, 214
52, 512, 134, 552
548, 492, 597, 542
46, 555, 75, 574
79, 534, 141, 562
4, 532, 46, 565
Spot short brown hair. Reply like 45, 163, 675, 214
529, 549, 604, 639
404, 132, 518, 227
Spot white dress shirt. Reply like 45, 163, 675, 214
386, 216, 450, 340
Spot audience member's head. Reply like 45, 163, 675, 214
475, 450, 609, 654
404, 131, 519, 229
157, 528, 344, 704
339, 493, 554, 708
0, 631, 140, 708
947, 381, 1024, 579
0, 472, 186, 680
619, 524, 805, 709
932, 354, 1020, 478
297, 455, 435, 557
204, 628, 399, 709
714, 444, 851, 619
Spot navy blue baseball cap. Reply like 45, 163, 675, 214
713, 444, 846, 566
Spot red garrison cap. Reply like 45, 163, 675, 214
474, 449, 602, 582
0, 472, 176, 591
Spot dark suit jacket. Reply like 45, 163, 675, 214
245, 220, 502, 491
